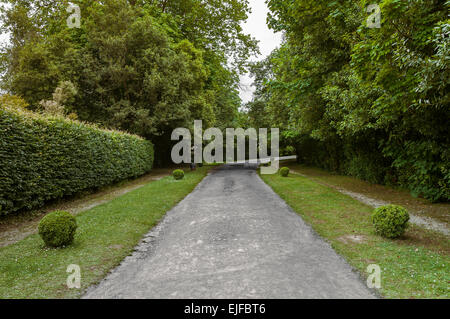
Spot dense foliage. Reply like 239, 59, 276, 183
38, 211, 77, 247
0, 0, 257, 165
0, 103, 154, 215
372, 205, 409, 239
246, 0, 449, 202
2, 1, 447, 201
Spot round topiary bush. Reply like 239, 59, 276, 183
38, 211, 77, 247
371, 205, 409, 238
279, 167, 290, 177
173, 169, 185, 180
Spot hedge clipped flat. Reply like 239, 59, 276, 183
0, 105, 154, 215
38, 211, 77, 247
372, 205, 410, 239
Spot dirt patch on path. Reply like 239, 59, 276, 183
289, 165, 449, 236
337, 235, 368, 245
0, 169, 171, 248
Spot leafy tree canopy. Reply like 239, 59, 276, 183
255, 0, 449, 201
0, 0, 258, 164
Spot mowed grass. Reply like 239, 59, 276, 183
0, 166, 211, 298
285, 163, 450, 224
260, 171, 450, 299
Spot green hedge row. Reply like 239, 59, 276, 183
294, 134, 449, 202
0, 106, 154, 215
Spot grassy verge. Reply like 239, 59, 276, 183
0, 166, 212, 298
285, 163, 449, 224
260, 170, 449, 299
0, 168, 173, 248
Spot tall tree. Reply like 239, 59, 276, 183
1, 0, 256, 164
261, 0, 449, 201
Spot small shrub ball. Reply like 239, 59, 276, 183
372, 205, 409, 238
173, 169, 185, 180
38, 211, 77, 247
279, 167, 290, 177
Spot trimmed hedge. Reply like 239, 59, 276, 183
173, 169, 185, 180
38, 211, 77, 247
294, 135, 449, 202
0, 105, 154, 215
279, 167, 290, 177
371, 205, 410, 239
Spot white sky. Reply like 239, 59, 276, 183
0, 2, 10, 43
0, 23, 8, 44
239, 0, 282, 104
0, 33, 8, 45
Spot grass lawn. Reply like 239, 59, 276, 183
0, 166, 211, 298
260, 170, 450, 299
284, 163, 450, 224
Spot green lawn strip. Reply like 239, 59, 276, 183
260, 172, 450, 299
285, 163, 450, 224
0, 166, 211, 299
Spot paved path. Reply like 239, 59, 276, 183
84, 164, 375, 299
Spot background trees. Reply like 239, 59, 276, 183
250, 0, 449, 201
1, 0, 448, 201
0, 0, 257, 165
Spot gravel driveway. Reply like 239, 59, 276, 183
84, 164, 376, 299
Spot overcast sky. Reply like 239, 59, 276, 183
0, 34, 7, 45
0, 28, 8, 45
239, 0, 282, 104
